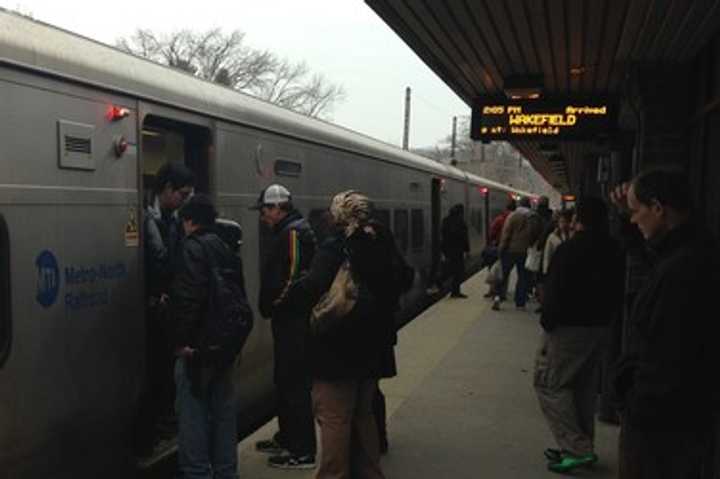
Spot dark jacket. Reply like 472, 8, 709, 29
540, 230, 624, 331
170, 229, 247, 350
615, 223, 720, 427
287, 221, 412, 380
145, 199, 183, 299
258, 209, 316, 319
441, 210, 470, 258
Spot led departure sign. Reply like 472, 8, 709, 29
471, 98, 615, 141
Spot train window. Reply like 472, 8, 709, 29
275, 159, 302, 177
411, 209, 424, 250
473, 208, 484, 234
141, 116, 211, 208
0, 215, 10, 368
308, 208, 330, 242
394, 210, 409, 253
374, 209, 391, 229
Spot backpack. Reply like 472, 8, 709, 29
195, 237, 254, 369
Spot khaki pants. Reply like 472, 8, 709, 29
312, 379, 385, 479
534, 326, 607, 456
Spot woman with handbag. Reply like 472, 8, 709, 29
281, 191, 409, 479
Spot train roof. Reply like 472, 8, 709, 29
0, 9, 532, 195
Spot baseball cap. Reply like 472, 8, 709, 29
249, 184, 292, 210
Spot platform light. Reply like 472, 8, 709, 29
502, 74, 544, 100
106, 105, 130, 121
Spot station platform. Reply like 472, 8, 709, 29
234, 270, 619, 478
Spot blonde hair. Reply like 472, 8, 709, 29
330, 190, 371, 237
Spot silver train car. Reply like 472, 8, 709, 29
0, 9, 537, 478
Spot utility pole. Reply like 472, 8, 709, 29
450, 116, 457, 165
403, 87, 411, 150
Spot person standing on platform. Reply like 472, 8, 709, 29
610, 168, 720, 479
251, 184, 318, 469
283, 190, 404, 479
171, 194, 250, 479
489, 199, 517, 248
441, 203, 470, 298
135, 162, 195, 458
542, 209, 573, 277
483, 199, 516, 298
534, 197, 624, 473
528, 196, 553, 301
494, 197, 543, 310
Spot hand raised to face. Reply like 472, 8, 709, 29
609, 182, 631, 216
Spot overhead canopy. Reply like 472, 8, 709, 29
366, 0, 720, 192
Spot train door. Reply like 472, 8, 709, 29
136, 106, 213, 464
431, 178, 442, 280
140, 114, 213, 204
484, 189, 491, 245
0, 214, 9, 369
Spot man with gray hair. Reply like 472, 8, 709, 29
611, 168, 720, 478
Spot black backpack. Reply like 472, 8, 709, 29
195, 237, 254, 369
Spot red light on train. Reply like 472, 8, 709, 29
106, 105, 130, 121
479, 187, 489, 195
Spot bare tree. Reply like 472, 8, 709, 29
117, 28, 345, 119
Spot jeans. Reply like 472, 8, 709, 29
500, 252, 530, 307
175, 357, 238, 479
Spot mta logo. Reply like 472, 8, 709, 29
36, 250, 60, 308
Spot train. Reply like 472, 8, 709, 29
0, 9, 538, 478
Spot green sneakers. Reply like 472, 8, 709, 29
547, 452, 598, 473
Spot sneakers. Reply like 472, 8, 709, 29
268, 454, 316, 470
547, 452, 598, 473
543, 448, 563, 462
255, 438, 285, 455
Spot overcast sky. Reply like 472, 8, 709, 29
3, 0, 470, 148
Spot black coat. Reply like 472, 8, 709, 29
540, 230, 625, 332
441, 213, 469, 259
170, 229, 247, 350
258, 210, 316, 319
615, 223, 720, 428
286, 221, 412, 381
